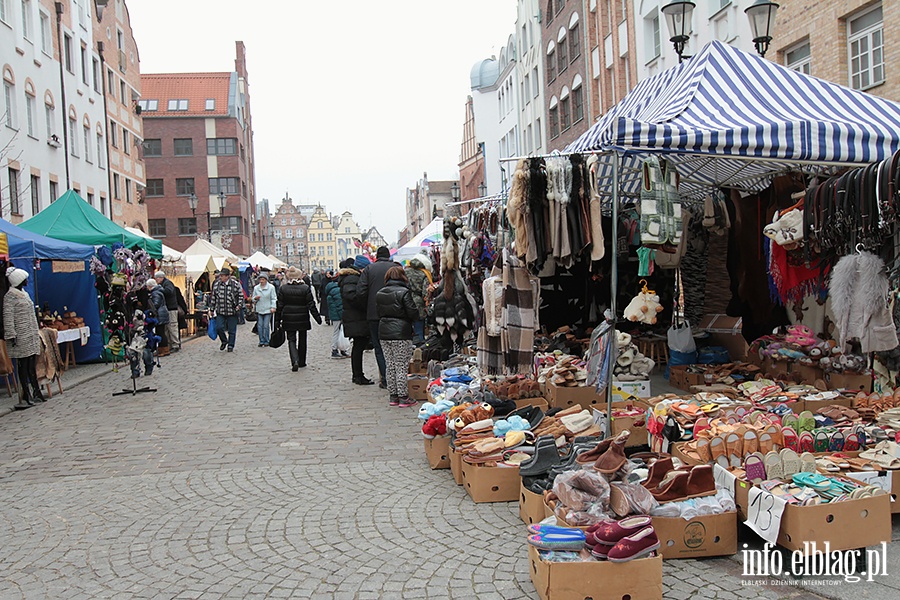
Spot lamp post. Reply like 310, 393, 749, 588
661, 1, 695, 63
478, 182, 487, 198
745, 0, 780, 58
451, 181, 460, 202
186, 191, 228, 241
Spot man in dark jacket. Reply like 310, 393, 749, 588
155, 270, 181, 351
340, 255, 374, 385
355, 247, 400, 388
275, 266, 322, 371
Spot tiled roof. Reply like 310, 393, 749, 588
139, 73, 232, 117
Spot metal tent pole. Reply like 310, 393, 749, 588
606, 151, 620, 438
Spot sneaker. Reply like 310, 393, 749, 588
331, 350, 341, 359
353, 377, 375, 386
340, 351, 350, 358
398, 397, 416, 408
389, 396, 400, 406
220, 342, 227, 351
378, 381, 387, 390
227, 347, 233, 352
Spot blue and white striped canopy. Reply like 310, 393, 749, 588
566, 40, 900, 199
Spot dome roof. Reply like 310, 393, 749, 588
470, 58, 499, 90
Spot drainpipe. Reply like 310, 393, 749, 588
54, 2, 70, 188
97, 41, 113, 218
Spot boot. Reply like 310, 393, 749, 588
14, 384, 34, 410
519, 439, 562, 477
30, 383, 46, 403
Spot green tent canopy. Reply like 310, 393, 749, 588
20, 190, 163, 258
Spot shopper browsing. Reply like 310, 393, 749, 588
375, 266, 420, 407
251, 273, 277, 347
275, 267, 322, 371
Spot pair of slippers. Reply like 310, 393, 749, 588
744, 448, 814, 484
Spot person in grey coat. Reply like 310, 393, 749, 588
146, 279, 170, 349
3, 267, 44, 409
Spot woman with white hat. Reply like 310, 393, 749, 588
3, 267, 43, 409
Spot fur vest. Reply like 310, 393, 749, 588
829, 251, 899, 354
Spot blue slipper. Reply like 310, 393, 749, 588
527, 531, 586, 551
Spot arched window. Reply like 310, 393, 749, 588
546, 41, 556, 82
2, 66, 16, 129
569, 13, 581, 60
548, 96, 560, 140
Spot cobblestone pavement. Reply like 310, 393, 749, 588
0, 322, 878, 599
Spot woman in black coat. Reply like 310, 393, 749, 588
275, 267, 322, 371
375, 266, 420, 407
338, 257, 373, 385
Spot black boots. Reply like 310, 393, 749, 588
30, 384, 46, 403
13, 384, 34, 410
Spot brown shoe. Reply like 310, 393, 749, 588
650, 470, 690, 503
593, 431, 630, 474
640, 456, 674, 490
575, 438, 613, 464
684, 465, 717, 499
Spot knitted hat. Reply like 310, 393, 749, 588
6, 267, 28, 288
258, 272, 269, 280
376, 246, 390, 259
286, 266, 303, 283
354, 255, 371, 270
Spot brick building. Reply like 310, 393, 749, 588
594, 0, 637, 114
140, 41, 257, 255
773, 1, 896, 102
271, 194, 308, 269
457, 95, 485, 205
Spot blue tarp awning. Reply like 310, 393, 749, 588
0, 217, 95, 261
566, 40, 900, 199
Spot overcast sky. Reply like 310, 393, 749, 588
127, 0, 517, 245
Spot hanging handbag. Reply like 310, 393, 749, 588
269, 321, 286, 349
666, 268, 696, 354
207, 316, 217, 340
640, 156, 683, 248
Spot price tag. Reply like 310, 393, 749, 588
846, 471, 893, 494
744, 487, 787, 545
713, 464, 736, 495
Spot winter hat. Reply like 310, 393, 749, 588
6, 267, 28, 288
376, 246, 390, 259
286, 267, 303, 283
410, 253, 432, 272
340, 258, 354, 269
354, 255, 371, 270
258, 272, 268, 280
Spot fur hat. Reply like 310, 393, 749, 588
286, 266, 303, 283
354, 255, 371, 270
376, 246, 390, 259
409, 253, 432, 272
6, 267, 27, 288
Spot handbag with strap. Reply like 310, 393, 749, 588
269, 322, 286, 348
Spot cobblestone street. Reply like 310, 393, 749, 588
0, 323, 886, 599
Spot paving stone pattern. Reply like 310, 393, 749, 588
0, 324, 841, 599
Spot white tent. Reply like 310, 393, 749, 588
124, 227, 184, 263
393, 217, 442, 263
267, 254, 288, 269
246, 251, 278, 270
182, 238, 240, 278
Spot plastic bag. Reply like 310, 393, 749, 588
207, 316, 217, 340
553, 469, 610, 512
667, 321, 696, 353
337, 324, 351, 353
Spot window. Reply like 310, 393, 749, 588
208, 177, 239, 195
109, 120, 117, 147
175, 178, 194, 196
532, 68, 540, 100
326, 233, 332, 241
44, 102, 53, 138
785, 41, 811, 75
560, 96, 571, 131
285, 228, 293, 238
25, 93, 35, 137
122, 129, 129, 155
49, 180, 57, 204
206, 138, 236, 155
113, 174, 120, 199
318, 222, 323, 228
569, 23, 580, 60
69, 117, 78, 156
86, 192, 93, 207
146, 178, 164, 196
241, 181, 247, 197
549, 105, 559, 139
116, 28, 123, 50
547, 49, 556, 82
96, 132, 104, 168
39, 10, 50, 54
297, 229, 305, 239
124, 178, 132, 203
64, 34, 73, 73
119, 80, 126, 104
318, 233, 324, 242
205, 99, 215, 110
3, 80, 16, 129
275, 243, 282, 255
21, 0, 33, 39
849, 6, 884, 90
573, 85, 584, 123
100, 195, 106, 216
143, 138, 161, 156
148, 219, 166, 237
137, 99, 158, 111
525, 124, 533, 153
8, 168, 20, 214
83, 125, 90, 162
30, 174, 39, 215
558, 36, 568, 72
107, 69, 115, 100
285, 243, 294, 255
178, 218, 197, 236
523, 73, 530, 105
81, 45, 89, 85
209, 216, 242, 233
646, 14, 661, 60
274, 229, 282, 240
327, 246, 333, 255
92, 58, 100, 93
173, 138, 193, 156
167, 99, 188, 111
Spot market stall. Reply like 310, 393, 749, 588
182, 238, 239, 278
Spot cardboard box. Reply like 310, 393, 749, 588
609, 400, 651, 448
652, 512, 738, 559
543, 497, 555, 520
762, 356, 793, 379
698, 314, 748, 361
668, 365, 704, 393
408, 359, 428, 375
460, 461, 520, 503
519, 482, 547, 525
423, 436, 451, 470
407, 377, 429, 401
449, 448, 463, 485
793, 363, 825, 386
799, 395, 854, 414
612, 379, 651, 400
515, 397, 550, 412
528, 545, 663, 600
734, 479, 892, 551
826, 372, 873, 394
545, 381, 603, 410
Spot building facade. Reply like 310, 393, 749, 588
271, 194, 307, 269
1, 0, 110, 222
255, 196, 272, 254
457, 95, 485, 205
363, 226, 387, 250
307, 205, 337, 271
469, 57, 501, 195
334, 211, 360, 264
773, 0, 896, 102
140, 41, 257, 255
95, 0, 146, 229
517, 0, 548, 157
595, 0, 638, 114
405, 173, 455, 238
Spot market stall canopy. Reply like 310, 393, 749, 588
246, 251, 279, 270
266, 254, 288, 269
181, 238, 240, 262
124, 227, 184, 262
19, 191, 163, 257
0, 217, 94, 261
392, 217, 443, 262
185, 254, 220, 278
566, 40, 900, 199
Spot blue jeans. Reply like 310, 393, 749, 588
368, 320, 386, 384
216, 314, 239, 348
257, 312, 272, 345
413, 320, 425, 343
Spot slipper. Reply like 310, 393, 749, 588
843, 433, 861, 452
799, 431, 815, 454
797, 410, 815, 433
799, 451, 817, 473
526, 523, 581, 535
710, 436, 728, 469
792, 471, 832, 491
782, 413, 799, 431
782, 427, 800, 452
758, 432, 774, 455
829, 430, 845, 452
764, 424, 783, 448
814, 431, 830, 453
816, 458, 841, 473
847, 457, 877, 471
743, 430, 759, 457
764, 451, 784, 480
527, 531, 587, 551
824, 454, 851, 469
745, 452, 767, 484
726, 432, 743, 468
696, 438, 712, 463
781, 448, 802, 478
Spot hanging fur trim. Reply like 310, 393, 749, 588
829, 251, 899, 353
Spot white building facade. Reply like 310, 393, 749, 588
516, 0, 546, 159
1, 0, 108, 221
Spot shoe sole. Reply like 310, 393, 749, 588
607, 542, 661, 563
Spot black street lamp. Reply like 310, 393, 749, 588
745, 0, 780, 58
661, 1, 695, 63
187, 191, 228, 241
450, 181, 460, 202
478, 182, 487, 198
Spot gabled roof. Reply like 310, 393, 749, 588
140, 73, 232, 117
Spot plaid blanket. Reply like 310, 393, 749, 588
501, 250, 536, 374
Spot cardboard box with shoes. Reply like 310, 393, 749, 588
651, 512, 737, 559
528, 545, 663, 600
423, 436, 451, 470
544, 381, 603, 410
460, 461, 520, 503
519, 482, 546, 525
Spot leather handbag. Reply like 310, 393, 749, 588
269, 322, 286, 349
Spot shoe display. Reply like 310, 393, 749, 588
606, 526, 660, 562
590, 516, 652, 546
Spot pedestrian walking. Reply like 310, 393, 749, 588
376, 266, 419, 407
325, 266, 348, 358
339, 255, 374, 385
251, 273, 277, 346
3, 267, 44, 410
404, 254, 433, 343
154, 270, 182, 352
211, 268, 243, 352
275, 266, 322, 371
311, 269, 324, 305
356, 246, 400, 389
